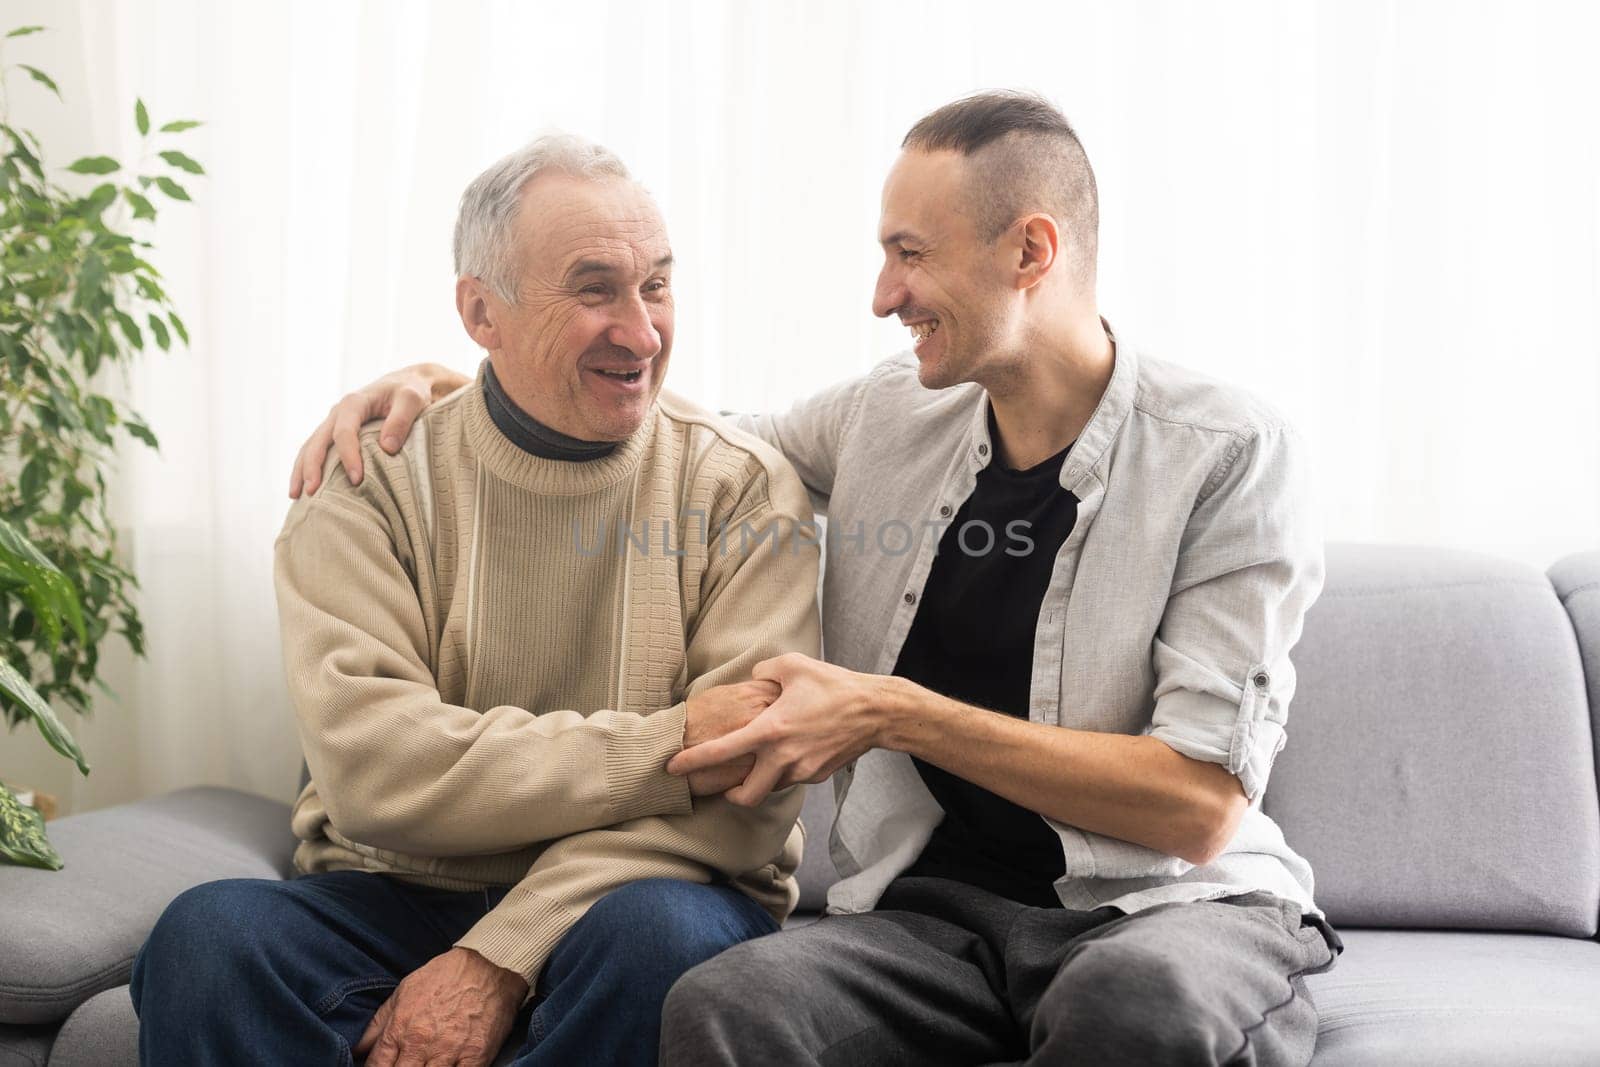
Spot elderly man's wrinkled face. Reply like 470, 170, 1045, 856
485, 173, 673, 441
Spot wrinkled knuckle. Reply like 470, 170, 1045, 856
399, 1023, 433, 1045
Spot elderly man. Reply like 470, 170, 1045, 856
130, 135, 818, 1067
294, 92, 1342, 1064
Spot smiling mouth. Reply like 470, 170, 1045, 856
908, 320, 940, 343
594, 368, 644, 383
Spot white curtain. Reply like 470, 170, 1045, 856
5, 0, 1598, 813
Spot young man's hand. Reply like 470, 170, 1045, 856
290, 362, 469, 498
670, 655, 892, 806
682, 680, 779, 796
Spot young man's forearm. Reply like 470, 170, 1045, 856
874, 677, 1247, 865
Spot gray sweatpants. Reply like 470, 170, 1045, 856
661, 876, 1342, 1066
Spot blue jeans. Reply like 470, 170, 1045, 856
129, 871, 777, 1066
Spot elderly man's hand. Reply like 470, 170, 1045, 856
682, 680, 779, 796
355, 946, 526, 1067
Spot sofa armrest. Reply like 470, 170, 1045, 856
0, 786, 295, 1026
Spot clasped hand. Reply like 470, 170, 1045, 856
676, 653, 890, 806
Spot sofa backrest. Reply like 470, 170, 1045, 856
793, 545, 1600, 936
1262, 545, 1599, 935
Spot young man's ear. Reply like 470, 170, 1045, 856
1013, 213, 1061, 291
456, 276, 502, 350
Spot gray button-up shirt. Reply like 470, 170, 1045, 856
739, 328, 1324, 917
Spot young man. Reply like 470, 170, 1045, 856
293, 93, 1340, 1065
134, 135, 818, 1067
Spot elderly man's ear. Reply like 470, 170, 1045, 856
456, 276, 502, 351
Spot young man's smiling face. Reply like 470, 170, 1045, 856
472, 172, 674, 441
872, 149, 1021, 391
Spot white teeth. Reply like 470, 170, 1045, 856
598, 369, 642, 380
908, 321, 939, 341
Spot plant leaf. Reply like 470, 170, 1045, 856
17, 65, 60, 100
123, 188, 156, 220
134, 274, 166, 302
0, 659, 90, 775
7, 136, 42, 177
113, 310, 144, 349
66, 156, 119, 175
0, 784, 63, 870
158, 119, 201, 133
168, 312, 189, 344
146, 313, 170, 351
0, 518, 85, 645
5, 26, 47, 38
17, 454, 47, 504
135, 98, 149, 136
83, 182, 117, 213
153, 175, 189, 201
125, 418, 159, 450
157, 149, 203, 175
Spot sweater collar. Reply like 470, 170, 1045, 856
464, 360, 651, 495
482, 360, 618, 462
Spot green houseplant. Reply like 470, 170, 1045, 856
0, 24, 202, 868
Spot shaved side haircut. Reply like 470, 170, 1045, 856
903, 91, 1099, 284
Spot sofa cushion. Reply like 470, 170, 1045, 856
1306, 929, 1600, 1065
42, 987, 135, 1067
0, 787, 295, 1025
1265, 544, 1600, 935
28, 932, 1600, 1066
0, 1023, 54, 1067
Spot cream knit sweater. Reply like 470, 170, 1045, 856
273, 369, 819, 983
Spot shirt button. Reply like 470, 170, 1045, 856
1253, 672, 1270, 688
977, 444, 989, 456
938, 505, 952, 518
904, 591, 917, 605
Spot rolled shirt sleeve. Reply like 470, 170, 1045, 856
1146, 424, 1325, 802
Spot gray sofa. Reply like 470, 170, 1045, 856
3, 543, 1598, 1066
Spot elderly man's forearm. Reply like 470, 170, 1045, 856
302, 698, 696, 857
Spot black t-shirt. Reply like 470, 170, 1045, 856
894, 422, 1079, 908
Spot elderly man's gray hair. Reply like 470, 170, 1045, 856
452, 133, 633, 302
